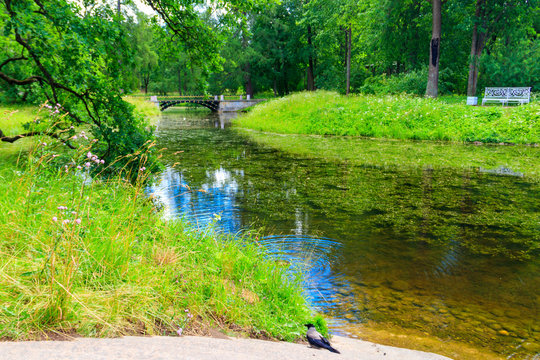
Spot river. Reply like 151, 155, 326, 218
149, 109, 540, 359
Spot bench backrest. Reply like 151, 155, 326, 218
484, 87, 531, 100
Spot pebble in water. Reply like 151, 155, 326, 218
389, 280, 410, 292
522, 342, 540, 353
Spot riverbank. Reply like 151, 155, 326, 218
0, 105, 316, 342
235, 91, 539, 144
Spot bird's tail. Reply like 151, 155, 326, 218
328, 346, 340, 354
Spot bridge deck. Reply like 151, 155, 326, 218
152, 96, 264, 112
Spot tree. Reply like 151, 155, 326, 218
295, 0, 317, 91
465, 0, 536, 96
130, 12, 159, 94
477, 7, 540, 91
250, 2, 304, 96
0, 0, 259, 170
302, 0, 362, 93
207, 33, 245, 94
363, 0, 430, 75
345, 24, 352, 95
425, 0, 442, 97
0, 0, 152, 168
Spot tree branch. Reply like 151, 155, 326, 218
0, 70, 44, 85
0, 56, 28, 70
0, 128, 76, 149
12, 30, 99, 127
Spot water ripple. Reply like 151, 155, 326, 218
258, 234, 347, 307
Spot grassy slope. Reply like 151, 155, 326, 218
124, 96, 161, 122
235, 91, 539, 144
0, 105, 41, 156
0, 103, 317, 340
0, 104, 40, 136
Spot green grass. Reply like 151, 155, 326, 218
123, 96, 161, 123
0, 104, 43, 157
0, 138, 316, 340
0, 103, 321, 341
0, 100, 160, 134
0, 104, 41, 136
235, 91, 539, 144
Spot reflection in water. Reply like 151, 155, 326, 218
258, 235, 348, 314
149, 109, 540, 358
152, 166, 243, 233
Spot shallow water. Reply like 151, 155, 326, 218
150, 109, 540, 358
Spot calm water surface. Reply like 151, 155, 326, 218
149, 110, 540, 358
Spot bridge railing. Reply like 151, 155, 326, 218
147, 95, 255, 101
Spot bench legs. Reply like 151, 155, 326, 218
480, 99, 529, 106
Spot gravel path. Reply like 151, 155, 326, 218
0, 335, 453, 360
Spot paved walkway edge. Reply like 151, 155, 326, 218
0, 335, 454, 360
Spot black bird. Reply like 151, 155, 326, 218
305, 323, 340, 354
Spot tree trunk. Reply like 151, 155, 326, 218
425, 0, 441, 98
467, 0, 485, 97
340, 26, 346, 68
177, 68, 183, 96
306, 25, 315, 91
244, 61, 254, 97
241, 24, 254, 97
346, 24, 351, 95
284, 64, 289, 95
143, 74, 150, 94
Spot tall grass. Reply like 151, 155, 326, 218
0, 133, 315, 340
236, 91, 539, 144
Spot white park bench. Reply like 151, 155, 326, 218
481, 87, 531, 106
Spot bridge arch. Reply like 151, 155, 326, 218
159, 100, 220, 112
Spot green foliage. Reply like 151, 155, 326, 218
0, 0, 266, 171
362, 0, 431, 73
0, 0, 158, 173
199, 0, 539, 97
249, 1, 305, 96
207, 33, 245, 95
126, 12, 159, 93
478, 27, 540, 91
235, 91, 540, 144
0, 140, 313, 340
361, 69, 429, 96
360, 68, 460, 96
